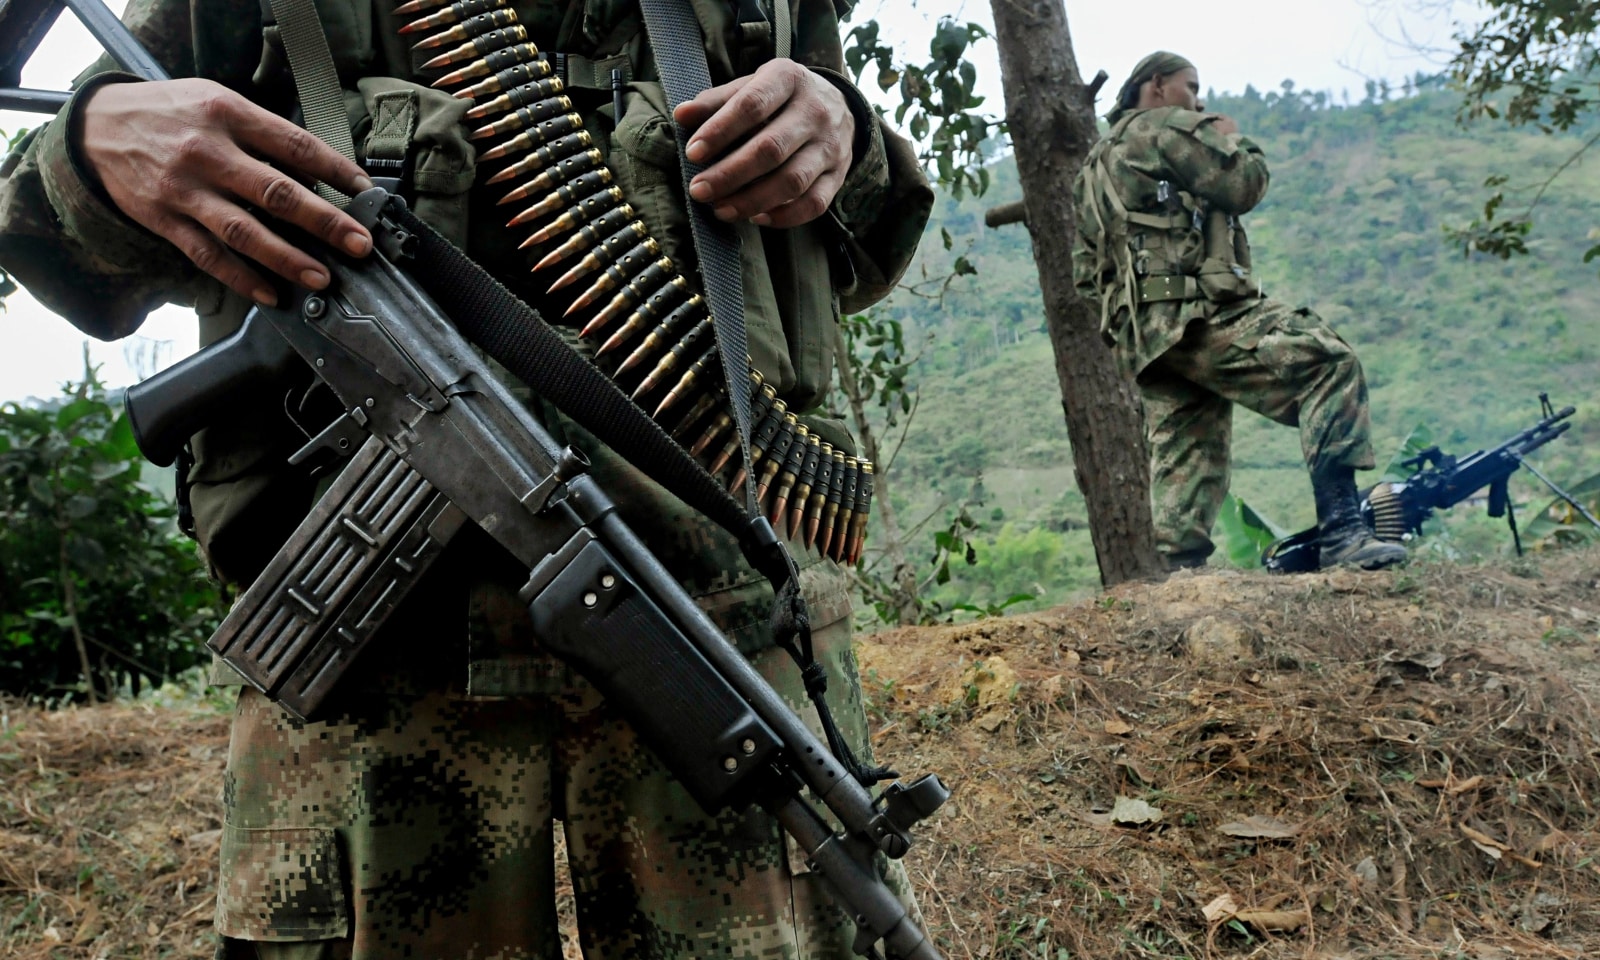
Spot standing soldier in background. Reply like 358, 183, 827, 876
1072, 51, 1405, 572
0, 0, 934, 956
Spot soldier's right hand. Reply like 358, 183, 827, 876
77, 78, 375, 307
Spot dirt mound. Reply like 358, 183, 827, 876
4, 550, 1599, 958
863, 550, 1600, 958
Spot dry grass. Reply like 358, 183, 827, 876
866, 548, 1600, 959
4, 548, 1599, 959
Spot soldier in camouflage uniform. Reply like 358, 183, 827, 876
1072, 51, 1404, 571
0, 0, 934, 956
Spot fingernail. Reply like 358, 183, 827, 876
686, 139, 707, 163
300, 268, 329, 289
689, 180, 711, 202
752, 213, 771, 227
352, 175, 375, 193
714, 204, 737, 221
253, 288, 278, 307
345, 232, 372, 256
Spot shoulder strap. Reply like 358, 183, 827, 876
264, 0, 357, 205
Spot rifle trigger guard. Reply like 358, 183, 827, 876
287, 411, 370, 471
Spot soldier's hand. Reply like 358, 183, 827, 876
77, 78, 375, 307
673, 59, 855, 229
1210, 114, 1241, 136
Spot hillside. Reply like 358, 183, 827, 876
5, 548, 1599, 958
858, 88, 1600, 614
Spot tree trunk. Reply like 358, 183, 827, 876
834, 325, 922, 625
988, 0, 1166, 586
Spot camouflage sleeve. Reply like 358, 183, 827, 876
0, 0, 211, 341
1156, 109, 1270, 216
1071, 169, 1100, 302
792, 0, 934, 313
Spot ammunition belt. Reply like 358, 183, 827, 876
392, 0, 873, 565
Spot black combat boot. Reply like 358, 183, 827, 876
1164, 547, 1212, 571
1312, 466, 1406, 570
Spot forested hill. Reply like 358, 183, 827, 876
861, 84, 1600, 615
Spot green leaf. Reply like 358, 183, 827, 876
1380, 424, 1436, 482
64, 495, 99, 520
55, 397, 101, 431
105, 411, 142, 462
1214, 493, 1286, 568
26, 473, 54, 506
1522, 469, 1600, 545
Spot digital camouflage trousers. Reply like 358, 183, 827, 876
212, 563, 919, 960
1137, 298, 1376, 561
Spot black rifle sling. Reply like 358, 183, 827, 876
633, 0, 888, 787
634, 0, 757, 517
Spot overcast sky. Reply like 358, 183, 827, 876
0, 0, 1478, 402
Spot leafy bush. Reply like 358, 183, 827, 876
0, 374, 221, 701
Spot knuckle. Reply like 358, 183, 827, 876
195, 90, 236, 124
171, 132, 214, 166
281, 128, 321, 168
754, 133, 786, 166
316, 209, 346, 241
187, 238, 221, 273
780, 167, 810, 198
154, 171, 188, 200
258, 175, 300, 215
217, 215, 256, 251
797, 194, 827, 220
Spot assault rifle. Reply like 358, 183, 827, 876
1264, 395, 1600, 573
126, 190, 946, 960
0, 2, 948, 957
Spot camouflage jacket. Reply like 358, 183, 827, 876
0, 0, 933, 688
1071, 105, 1269, 377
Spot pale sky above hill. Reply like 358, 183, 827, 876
0, 0, 1478, 401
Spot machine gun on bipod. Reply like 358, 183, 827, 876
1265, 395, 1600, 573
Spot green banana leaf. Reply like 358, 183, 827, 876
1522, 469, 1600, 547
1215, 492, 1289, 568
1379, 424, 1435, 483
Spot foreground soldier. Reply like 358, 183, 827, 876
1073, 51, 1405, 571
0, 0, 934, 956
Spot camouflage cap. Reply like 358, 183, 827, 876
1107, 51, 1196, 124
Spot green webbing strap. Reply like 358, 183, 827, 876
1125, 210, 1190, 231
363, 90, 418, 170
772, 0, 791, 60
266, 0, 357, 206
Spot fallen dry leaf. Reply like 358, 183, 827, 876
1109, 796, 1163, 825
1236, 908, 1310, 932
1201, 893, 1241, 923
1103, 718, 1133, 736
1217, 815, 1304, 840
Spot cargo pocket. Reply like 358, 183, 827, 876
353, 77, 476, 246
216, 824, 350, 942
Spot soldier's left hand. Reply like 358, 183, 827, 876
674, 59, 855, 229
